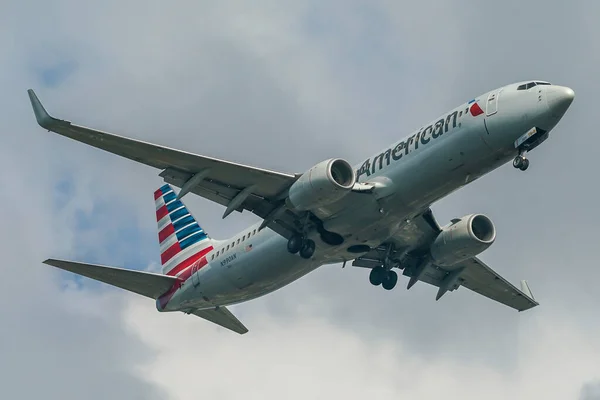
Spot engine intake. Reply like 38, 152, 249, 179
430, 214, 496, 267
287, 158, 356, 211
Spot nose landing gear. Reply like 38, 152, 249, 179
513, 154, 530, 171
512, 126, 548, 172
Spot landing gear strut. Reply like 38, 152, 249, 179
287, 234, 316, 259
513, 153, 530, 171
369, 266, 398, 290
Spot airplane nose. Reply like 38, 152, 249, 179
547, 85, 575, 118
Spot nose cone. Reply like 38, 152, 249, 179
547, 86, 575, 118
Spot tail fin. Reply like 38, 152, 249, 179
154, 184, 214, 276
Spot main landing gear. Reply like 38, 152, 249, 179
513, 154, 530, 171
368, 243, 399, 290
369, 267, 398, 290
287, 234, 316, 259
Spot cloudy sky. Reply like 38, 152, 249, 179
1, 0, 599, 399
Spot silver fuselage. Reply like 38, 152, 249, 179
161, 81, 574, 312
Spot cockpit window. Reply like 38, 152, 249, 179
517, 81, 551, 90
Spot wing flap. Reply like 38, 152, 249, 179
191, 307, 248, 334
160, 167, 299, 238
44, 259, 179, 299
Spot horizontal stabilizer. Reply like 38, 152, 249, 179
44, 259, 180, 299
191, 307, 248, 334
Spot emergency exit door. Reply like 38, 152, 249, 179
486, 89, 502, 116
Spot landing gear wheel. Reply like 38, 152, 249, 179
287, 234, 303, 254
513, 155, 529, 171
299, 239, 316, 259
381, 270, 398, 290
513, 155, 524, 169
369, 267, 385, 286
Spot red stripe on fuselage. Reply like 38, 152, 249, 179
157, 279, 183, 310
165, 246, 214, 276
157, 250, 212, 309
161, 242, 182, 264
158, 224, 175, 243
176, 256, 209, 281
156, 205, 168, 221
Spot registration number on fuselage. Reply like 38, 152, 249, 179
221, 253, 237, 267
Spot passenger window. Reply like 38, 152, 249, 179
226, 245, 229, 251
459, 111, 463, 117
232, 242, 235, 247
253, 229, 256, 235
242, 235, 246, 241
211, 254, 214, 260
217, 251, 220, 256
237, 239, 240, 245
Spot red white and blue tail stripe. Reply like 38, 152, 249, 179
154, 184, 214, 276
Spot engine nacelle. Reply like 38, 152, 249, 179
430, 214, 496, 267
287, 158, 356, 211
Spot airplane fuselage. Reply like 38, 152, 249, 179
159, 81, 574, 312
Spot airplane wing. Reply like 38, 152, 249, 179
27, 90, 300, 239
190, 307, 248, 335
403, 255, 538, 311
44, 259, 180, 299
352, 209, 539, 311
452, 257, 538, 311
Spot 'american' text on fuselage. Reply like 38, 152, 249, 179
356, 109, 461, 180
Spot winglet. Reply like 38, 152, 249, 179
27, 89, 64, 129
520, 280, 535, 300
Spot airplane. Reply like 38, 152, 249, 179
27, 80, 574, 334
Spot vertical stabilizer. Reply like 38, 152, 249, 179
154, 184, 214, 276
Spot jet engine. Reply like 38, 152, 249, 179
430, 214, 496, 267
287, 158, 356, 211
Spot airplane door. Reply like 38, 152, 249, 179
191, 263, 200, 287
485, 89, 502, 116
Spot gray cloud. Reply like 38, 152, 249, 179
1, 0, 599, 398
581, 382, 600, 400
0, 159, 166, 398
